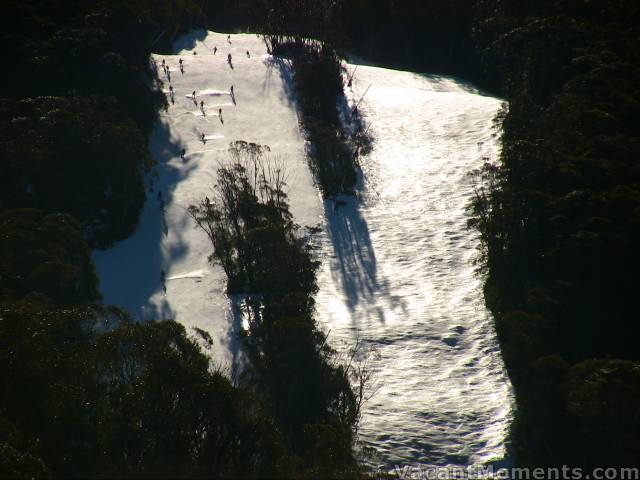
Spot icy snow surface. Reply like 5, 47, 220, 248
93, 30, 513, 469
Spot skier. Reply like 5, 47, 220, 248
230, 85, 234, 96
161, 59, 165, 67
179, 58, 183, 66
192, 90, 196, 100
193, 50, 197, 55
227, 34, 231, 43
201, 133, 206, 143
246, 50, 250, 58
218, 108, 223, 124
181, 148, 186, 160
227, 53, 232, 63
169, 85, 173, 94
213, 46, 217, 55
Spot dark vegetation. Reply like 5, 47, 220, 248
467, 0, 640, 467
189, 141, 366, 475
1, 0, 203, 247
0, 98, 151, 246
339, 0, 484, 86
290, 43, 359, 196
1, 301, 285, 478
0, 209, 100, 306
0, 209, 290, 478
259, 1, 372, 196
261, 35, 361, 196
211, 0, 485, 87
287, 41, 362, 196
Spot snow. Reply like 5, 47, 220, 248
93, 30, 513, 470
317, 64, 514, 468
93, 31, 319, 373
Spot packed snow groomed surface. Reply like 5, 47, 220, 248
94, 30, 513, 470
320, 65, 514, 468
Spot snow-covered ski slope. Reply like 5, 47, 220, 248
94, 31, 320, 371
318, 65, 514, 467
94, 30, 513, 469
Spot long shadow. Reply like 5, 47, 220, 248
344, 54, 492, 97
269, 55, 396, 325
93, 117, 195, 322
416, 72, 495, 97
96, 29, 242, 362
323, 194, 408, 325
324, 196, 378, 313
263, 55, 298, 109
171, 29, 208, 53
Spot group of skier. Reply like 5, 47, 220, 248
157, 35, 255, 293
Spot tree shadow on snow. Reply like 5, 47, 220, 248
416, 72, 495, 97
323, 193, 407, 327
93, 118, 196, 323
343, 54, 494, 97
266, 55, 404, 327
262, 55, 299, 109
170, 29, 208, 54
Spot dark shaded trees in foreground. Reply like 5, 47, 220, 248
0, 210, 288, 478
0, 208, 290, 478
1, 303, 284, 478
